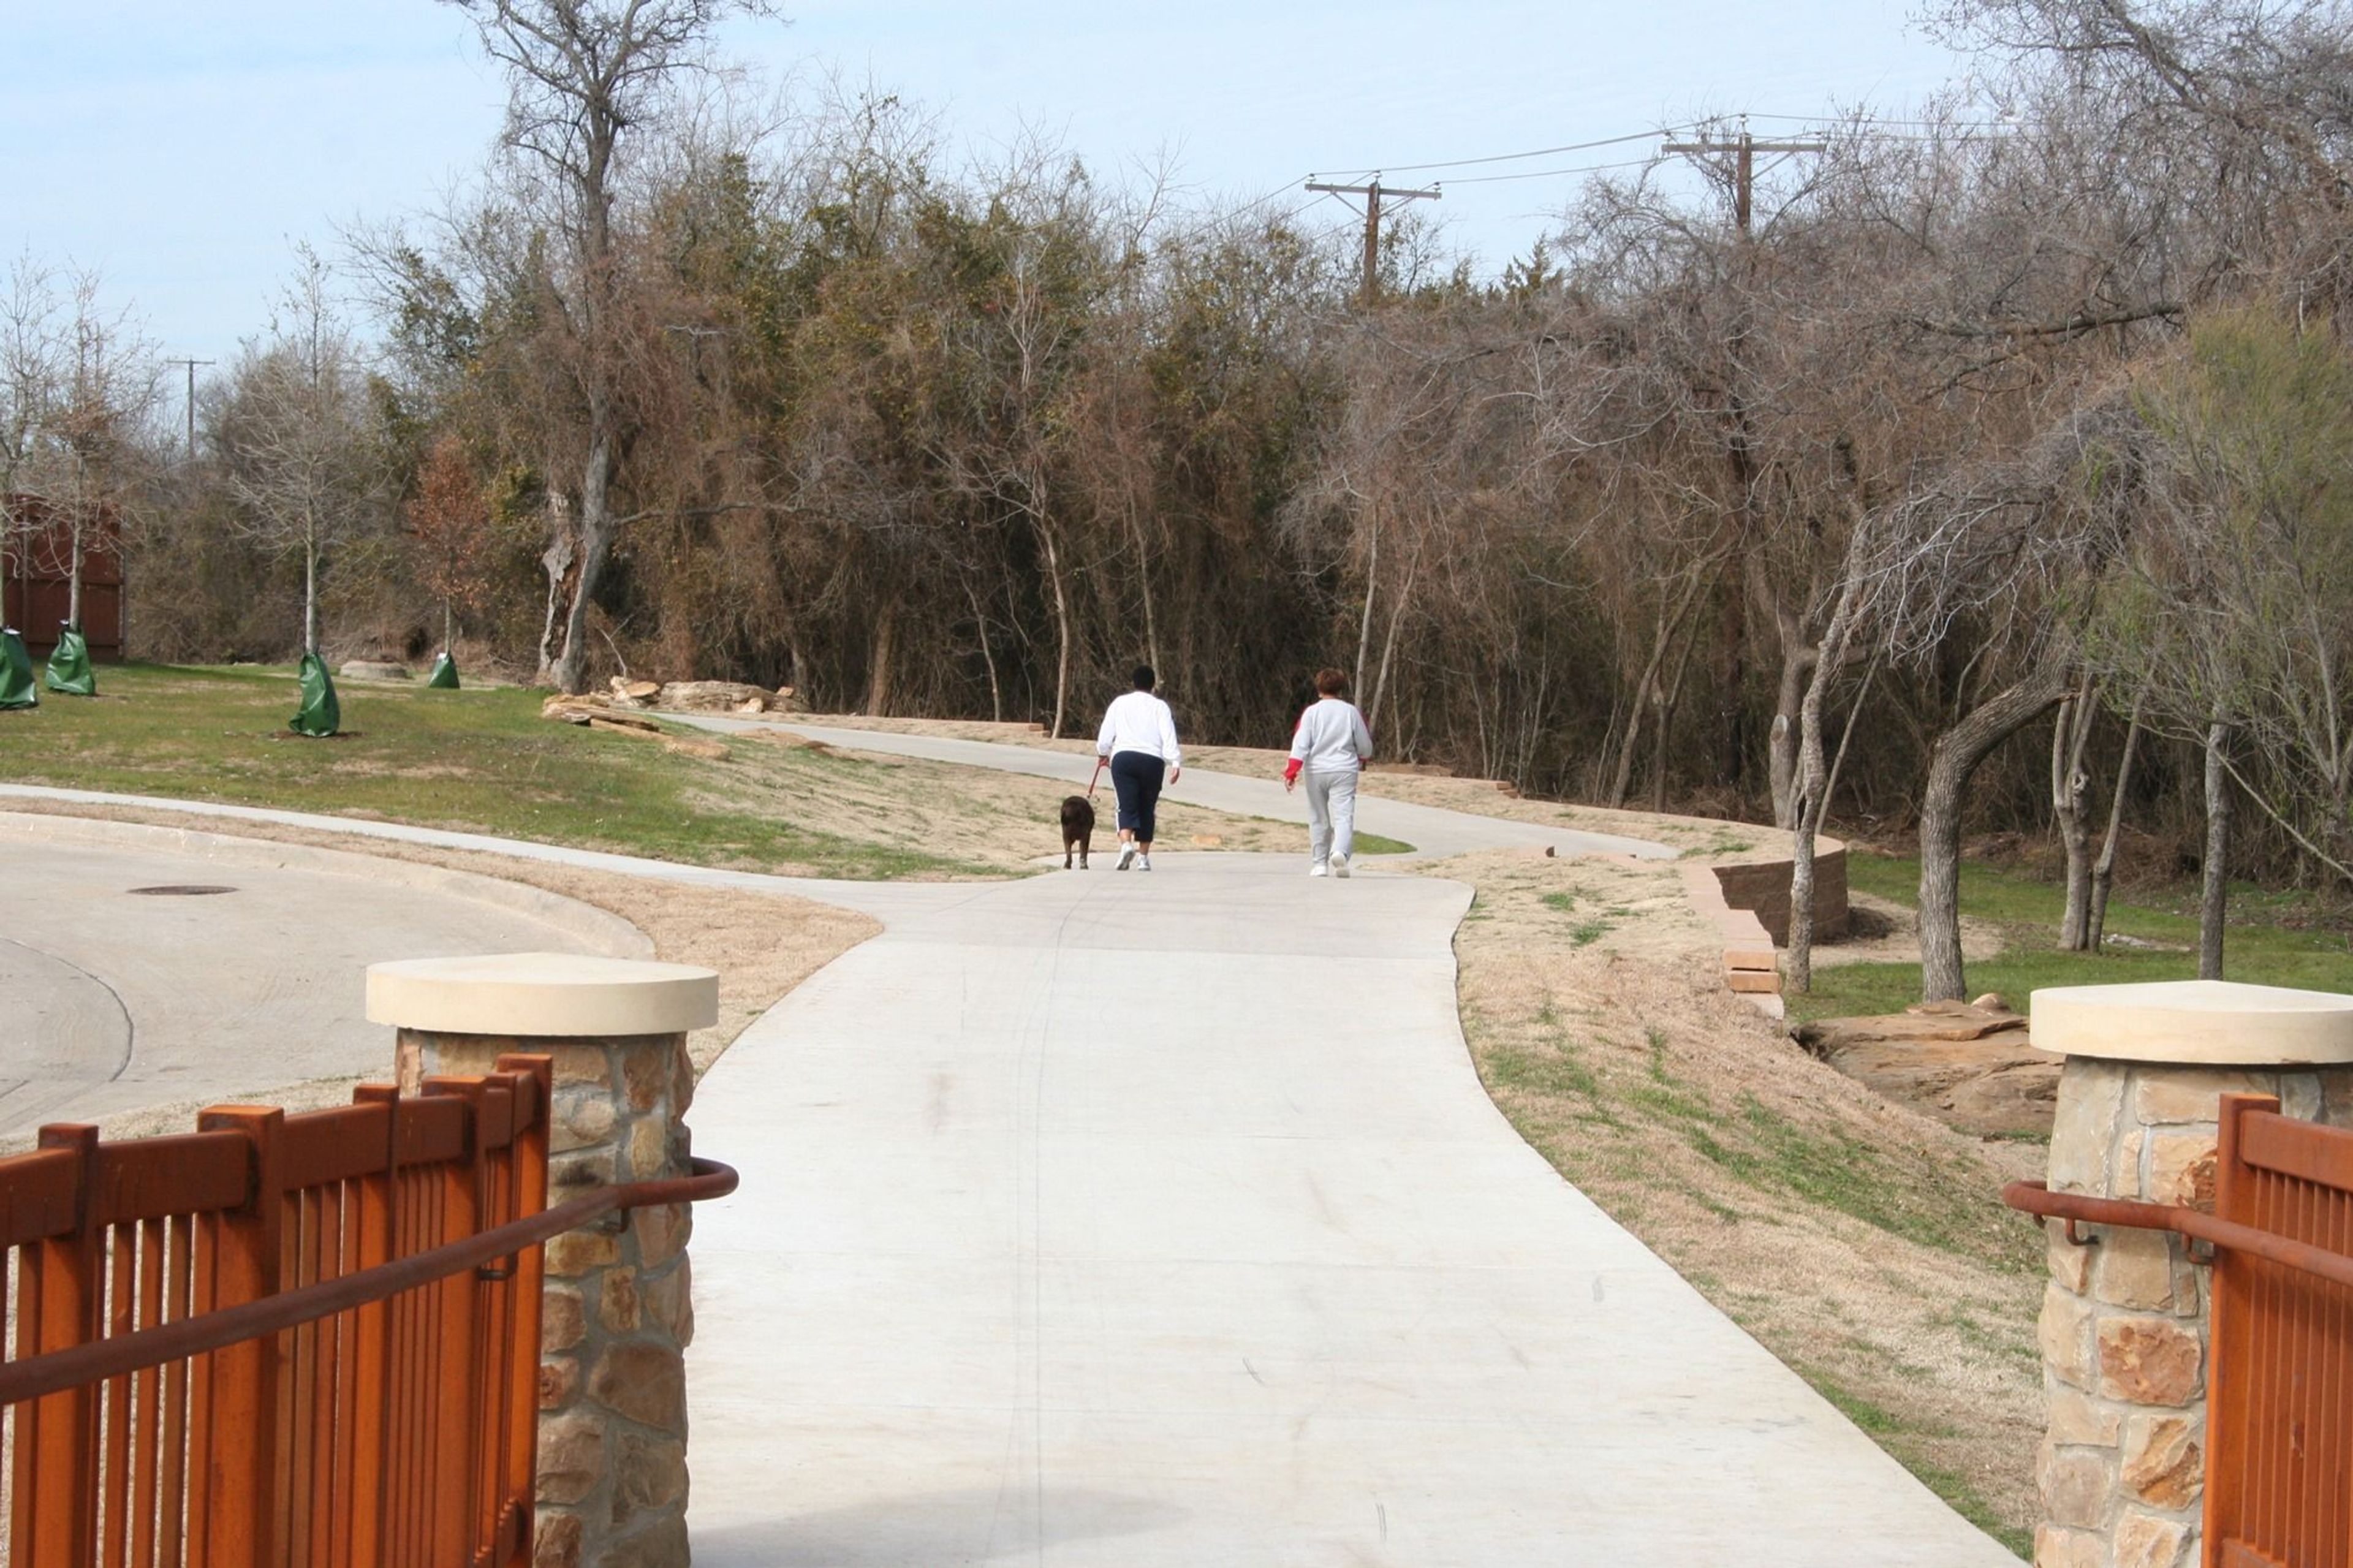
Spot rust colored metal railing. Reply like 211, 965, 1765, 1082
2006, 1093, 2353, 1568
0, 1053, 738, 1568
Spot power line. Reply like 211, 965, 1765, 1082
1309, 124, 1691, 181
1434, 155, 1659, 187
1742, 110, 2023, 133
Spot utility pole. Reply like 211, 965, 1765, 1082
1303, 178, 1441, 305
1660, 123, 1828, 240
163, 358, 213, 460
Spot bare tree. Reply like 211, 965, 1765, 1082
444, 0, 779, 692
0, 256, 64, 624
225, 251, 377, 656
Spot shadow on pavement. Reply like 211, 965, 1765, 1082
694, 1487, 1186, 1566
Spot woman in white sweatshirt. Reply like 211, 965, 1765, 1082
1283, 667, 1376, 877
1096, 664, 1181, 871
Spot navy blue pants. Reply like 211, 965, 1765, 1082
1110, 750, 1165, 841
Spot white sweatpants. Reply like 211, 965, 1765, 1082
1304, 768, 1358, 866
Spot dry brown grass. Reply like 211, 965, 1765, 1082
790, 714, 1768, 854
705, 732, 1300, 865
1438, 847, 2042, 1555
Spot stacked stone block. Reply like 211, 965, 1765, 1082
370, 953, 718, 1568
2034, 1047, 2353, 1568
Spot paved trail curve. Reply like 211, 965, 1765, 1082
0, 746, 2014, 1564
680, 729, 2013, 1566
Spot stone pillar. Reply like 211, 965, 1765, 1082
2029, 980, 2353, 1568
366, 952, 719, 1568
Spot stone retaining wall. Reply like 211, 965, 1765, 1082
1710, 841, 1849, 946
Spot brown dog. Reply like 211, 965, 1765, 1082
1061, 795, 1096, 869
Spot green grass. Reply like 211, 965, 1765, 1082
0, 663, 992, 879
1792, 850, 2353, 1021
1351, 829, 1414, 856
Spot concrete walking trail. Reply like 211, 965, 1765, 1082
0, 748, 2013, 1564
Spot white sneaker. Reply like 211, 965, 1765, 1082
1137, 855, 1152, 871
1309, 863, 1330, 877
1331, 854, 1350, 879
1115, 843, 1137, 871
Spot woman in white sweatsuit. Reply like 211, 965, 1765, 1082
1283, 667, 1375, 877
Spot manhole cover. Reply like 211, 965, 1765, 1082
127, 885, 239, 896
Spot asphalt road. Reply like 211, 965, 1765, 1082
0, 821, 642, 1137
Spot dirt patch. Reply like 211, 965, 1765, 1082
1813, 891, 2008, 968
699, 734, 1298, 869
0, 799, 880, 1142
1438, 847, 2042, 1553
792, 714, 1762, 854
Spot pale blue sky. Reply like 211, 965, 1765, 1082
6, 1, 1967, 367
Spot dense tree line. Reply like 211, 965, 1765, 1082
18, 0, 2353, 992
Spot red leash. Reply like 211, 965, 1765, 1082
1086, 756, 1105, 800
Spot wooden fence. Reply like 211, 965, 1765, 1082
0, 1049, 741, 1568
2205, 1093, 2353, 1568
2007, 1093, 2353, 1568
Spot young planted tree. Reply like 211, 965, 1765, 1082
43, 272, 159, 638
406, 433, 494, 655
0, 257, 64, 626
225, 251, 377, 657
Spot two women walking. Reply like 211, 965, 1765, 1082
1094, 662, 1371, 877
1284, 668, 1375, 877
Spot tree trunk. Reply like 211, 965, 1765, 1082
1352, 514, 1379, 699
866, 598, 898, 716
1919, 665, 2074, 1001
1607, 694, 1646, 810
536, 502, 575, 687
303, 532, 319, 656
1818, 653, 1879, 834
1787, 572, 1867, 994
1766, 632, 1817, 830
2088, 694, 2144, 951
442, 597, 454, 655
1609, 623, 1670, 810
1648, 602, 1708, 814
1126, 502, 1161, 678
1037, 517, 1072, 740
2053, 678, 2098, 950
66, 514, 84, 630
2201, 719, 2231, 980
963, 577, 1002, 723
1368, 561, 1414, 738
549, 430, 614, 695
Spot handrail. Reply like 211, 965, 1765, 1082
2003, 1178, 2353, 1293
0, 1156, 739, 1409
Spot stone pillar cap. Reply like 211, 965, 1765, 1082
2033, 978, 2353, 1065
366, 952, 718, 1037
